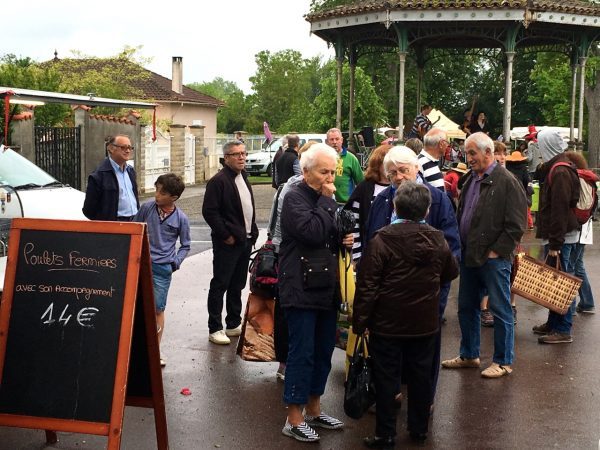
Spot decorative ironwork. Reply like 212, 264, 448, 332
34, 126, 81, 190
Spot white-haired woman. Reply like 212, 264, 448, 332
278, 143, 353, 442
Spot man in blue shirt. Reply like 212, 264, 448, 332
83, 134, 139, 221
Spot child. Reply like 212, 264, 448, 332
134, 173, 191, 367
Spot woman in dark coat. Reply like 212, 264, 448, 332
279, 143, 354, 443
353, 182, 458, 448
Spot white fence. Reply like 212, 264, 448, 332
144, 133, 279, 188
144, 134, 171, 190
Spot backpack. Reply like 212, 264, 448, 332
248, 240, 278, 298
548, 162, 599, 225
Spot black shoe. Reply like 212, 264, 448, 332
364, 436, 395, 449
409, 431, 427, 445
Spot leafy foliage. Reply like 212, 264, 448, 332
188, 77, 250, 133
309, 60, 387, 132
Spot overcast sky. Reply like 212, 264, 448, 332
4, 1, 334, 93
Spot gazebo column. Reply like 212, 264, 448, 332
502, 25, 519, 144
348, 45, 357, 152
335, 38, 345, 130
502, 51, 515, 144
415, 47, 426, 114
398, 51, 407, 135
569, 51, 579, 144
393, 24, 409, 135
578, 56, 587, 145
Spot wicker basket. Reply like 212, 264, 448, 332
511, 253, 582, 315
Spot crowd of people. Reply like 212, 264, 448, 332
80, 119, 597, 449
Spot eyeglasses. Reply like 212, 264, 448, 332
225, 151, 247, 158
387, 167, 413, 177
111, 143, 134, 151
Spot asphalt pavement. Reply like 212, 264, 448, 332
1, 180, 600, 449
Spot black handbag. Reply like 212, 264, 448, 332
343, 334, 375, 419
299, 247, 335, 290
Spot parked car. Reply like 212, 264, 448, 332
0, 146, 87, 291
244, 134, 327, 176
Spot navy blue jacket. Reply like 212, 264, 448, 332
365, 180, 461, 261
82, 157, 139, 221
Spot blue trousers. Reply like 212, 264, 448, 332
544, 244, 576, 334
458, 257, 514, 365
569, 243, 595, 310
283, 307, 337, 405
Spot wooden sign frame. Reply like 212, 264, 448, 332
0, 218, 168, 449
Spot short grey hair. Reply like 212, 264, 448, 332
383, 145, 419, 176
223, 141, 245, 155
465, 132, 494, 155
326, 127, 342, 139
300, 143, 338, 171
393, 181, 431, 222
404, 138, 423, 154
423, 128, 446, 148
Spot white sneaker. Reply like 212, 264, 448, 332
209, 330, 231, 345
225, 325, 242, 337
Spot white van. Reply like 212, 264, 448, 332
245, 134, 327, 176
0, 146, 86, 291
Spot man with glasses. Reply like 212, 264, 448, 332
83, 134, 139, 221
418, 128, 448, 192
202, 141, 258, 345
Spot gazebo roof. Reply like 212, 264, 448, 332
305, 0, 600, 52
306, 1, 600, 21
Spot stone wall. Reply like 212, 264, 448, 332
189, 125, 206, 183
169, 124, 186, 180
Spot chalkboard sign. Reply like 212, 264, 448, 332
0, 229, 130, 422
0, 218, 168, 449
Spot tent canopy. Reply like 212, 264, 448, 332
427, 109, 466, 140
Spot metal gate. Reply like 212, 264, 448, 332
34, 126, 81, 190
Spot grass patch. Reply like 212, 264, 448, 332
248, 175, 272, 184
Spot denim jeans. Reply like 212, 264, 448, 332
458, 257, 514, 365
569, 243, 595, 310
283, 307, 337, 405
544, 243, 576, 334
151, 262, 173, 312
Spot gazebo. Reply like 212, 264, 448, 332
305, 0, 600, 147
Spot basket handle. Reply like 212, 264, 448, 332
543, 254, 562, 271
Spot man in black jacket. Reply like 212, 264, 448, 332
275, 134, 300, 187
202, 141, 258, 345
82, 134, 139, 221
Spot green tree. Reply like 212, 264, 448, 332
0, 54, 70, 139
248, 49, 322, 133
188, 77, 250, 133
49, 46, 150, 103
309, 60, 387, 132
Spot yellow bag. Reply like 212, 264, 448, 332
335, 251, 355, 351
